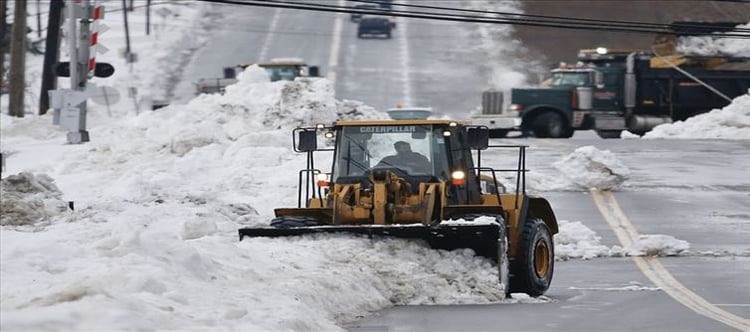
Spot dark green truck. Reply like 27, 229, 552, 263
473, 49, 750, 138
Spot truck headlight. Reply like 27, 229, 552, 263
509, 104, 523, 111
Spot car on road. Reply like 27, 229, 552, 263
357, 16, 392, 39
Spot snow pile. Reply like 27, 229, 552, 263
570, 281, 660, 292
552, 146, 631, 191
626, 234, 690, 257
554, 221, 693, 258
441, 216, 500, 225
676, 23, 750, 57
643, 94, 750, 140
0, 173, 68, 227
554, 220, 616, 260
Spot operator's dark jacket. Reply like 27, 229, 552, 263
378, 152, 431, 174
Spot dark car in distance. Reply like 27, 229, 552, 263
357, 16, 392, 39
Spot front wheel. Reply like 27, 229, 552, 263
509, 218, 554, 297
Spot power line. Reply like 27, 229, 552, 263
351, 0, 750, 34
200, 0, 750, 39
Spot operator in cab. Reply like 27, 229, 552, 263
376, 141, 431, 174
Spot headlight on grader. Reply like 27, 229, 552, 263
316, 173, 330, 187
451, 170, 466, 186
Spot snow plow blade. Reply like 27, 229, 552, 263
238, 224, 501, 259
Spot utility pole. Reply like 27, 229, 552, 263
39, 0, 64, 115
9, 0, 27, 117
36, 0, 41, 38
0, 0, 7, 106
146, 0, 151, 35
122, 0, 131, 58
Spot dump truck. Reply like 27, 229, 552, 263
238, 119, 559, 297
473, 23, 750, 138
194, 58, 320, 95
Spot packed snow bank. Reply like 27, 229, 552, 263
677, 23, 750, 57
643, 94, 750, 140
552, 146, 630, 191
0, 173, 69, 227
626, 235, 690, 256
554, 220, 694, 259
555, 220, 618, 260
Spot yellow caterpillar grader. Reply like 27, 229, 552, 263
239, 119, 559, 296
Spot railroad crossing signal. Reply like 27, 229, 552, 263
49, 0, 114, 144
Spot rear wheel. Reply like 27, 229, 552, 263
509, 218, 554, 297
531, 112, 572, 138
270, 216, 320, 228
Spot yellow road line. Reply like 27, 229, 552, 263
590, 190, 750, 331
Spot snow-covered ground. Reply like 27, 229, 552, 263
642, 94, 750, 140
2, 1, 743, 331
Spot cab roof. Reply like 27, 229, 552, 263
334, 119, 465, 127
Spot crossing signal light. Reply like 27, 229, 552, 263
56, 62, 115, 78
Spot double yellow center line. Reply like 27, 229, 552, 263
591, 190, 750, 331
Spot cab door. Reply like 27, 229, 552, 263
591, 70, 623, 111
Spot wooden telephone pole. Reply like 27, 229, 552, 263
0, 0, 7, 105
39, 0, 64, 115
9, 0, 27, 117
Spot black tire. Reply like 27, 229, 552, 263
509, 218, 554, 297
270, 216, 320, 228
596, 130, 622, 139
531, 112, 572, 138
489, 129, 509, 139
385, 32, 392, 39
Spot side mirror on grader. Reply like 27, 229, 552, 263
239, 119, 559, 297
296, 129, 318, 152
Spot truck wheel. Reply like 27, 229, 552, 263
509, 218, 554, 297
489, 129, 509, 138
270, 216, 320, 228
596, 130, 622, 139
531, 112, 570, 138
